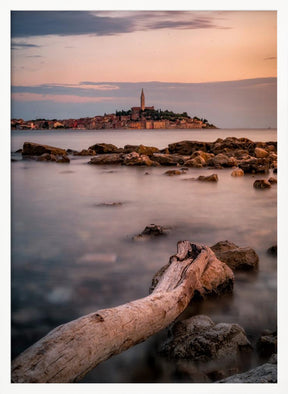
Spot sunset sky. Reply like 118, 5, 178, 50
11, 9, 277, 128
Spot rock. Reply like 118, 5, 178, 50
15, 148, 23, 153
160, 315, 251, 361
74, 149, 96, 156
152, 153, 188, 166
88, 143, 122, 154
268, 177, 277, 184
197, 174, 218, 182
267, 245, 277, 256
35, 153, 70, 163
66, 148, 77, 154
273, 167, 277, 174
88, 154, 123, 165
56, 154, 70, 163
218, 362, 277, 383
208, 153, 238, 168
133, 224, 168, 240
191, 150, 214, 162
95, 202, 123, 207
22, 142, 67, 156
238, 157, 269, 174
123, 144, 159, 156
257, 332, 277, 357
168, 140, 208, 155
231, 168, 244, 177
184, 156, 206, 168
255, 147, 269, 158
164, 170, 182, 176
123, 152, 159, 166
253, 179, 271, 189
210, 137, 255, 155
211, 240, 259, 271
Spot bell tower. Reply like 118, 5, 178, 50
140, 89, 145, 111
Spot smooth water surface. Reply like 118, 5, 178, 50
11, 129, 277, 382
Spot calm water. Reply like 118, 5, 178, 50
11, 129, 277, 382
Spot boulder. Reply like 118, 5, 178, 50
184, 156, 206, 168
22, 142, 67, 156
133, 224, 168, 240
164, 170, 182, 176
238, 157, 269, 174
210, 137, 255, 155
208, 153, 238, 168
268, 177, 277, 184
257, 332, 277, 357
35, 153, 70, 163
231, 168, 244, 177
123, 144, 159, 156
211, 240, 259, 271
74, 149, 96, 156
197, 174, 218, 182
88, 143, 122, 154
253, 179, 271, 189
255, 147, 269, 158
160, 315, 251, 361
151, 153, 188, 166
168, 141, 208, 155
122, 152, 159, 166
219, 362, 277, 383
88, 154, 123, 165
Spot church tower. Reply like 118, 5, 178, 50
140, 89, 145, 111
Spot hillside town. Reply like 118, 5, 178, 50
11, 89, 217, 130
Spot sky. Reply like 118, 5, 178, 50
11, 10, 277, 128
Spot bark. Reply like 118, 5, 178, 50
11, 242, 225, 383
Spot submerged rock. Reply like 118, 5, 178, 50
164, 169, 182, 176
197, 174, 218, 182
211, 240, 259, 271
160, 315, 251, 361
133, 224, 168, 240
219, 362, 277, 383
253, 179, 272, 189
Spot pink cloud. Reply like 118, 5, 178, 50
12, 92, 115, 103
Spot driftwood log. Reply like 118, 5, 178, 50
12, 241, 231, 383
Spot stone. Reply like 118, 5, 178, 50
211, 240, 259, 271
164, 170, 182, 176
74, 149, 96, 156
56, 154, 70, 163
184, 156, 206, 168
238, 157, 269, 174
255, 147, 269, 158
152, 153, 188, 166
191, 150, 214, 162
123, 152, 159, 166
257, 332, 277, 357
231, 168, 244, 177
88, 154, 123, 165
168, 140, 208, 155
160, 315, 251, 361
219, 362, 277, 383
208, 153, 238, 168
267, 245, 277, 256
88, 143, 122, 154
197, 174, 218, 182
22, 142, 67, 156
253, 179, 271, 189
268, 177, 277, 184
133, 224, 168, 240
123, 144, 159, 156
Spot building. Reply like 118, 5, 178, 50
131, 89, 154, 118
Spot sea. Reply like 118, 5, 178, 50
11, 128, 277, 383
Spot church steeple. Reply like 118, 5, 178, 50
140, 89, 145, 111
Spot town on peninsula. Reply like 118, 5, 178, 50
11, 89, 216, 130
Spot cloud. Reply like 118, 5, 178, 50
12, 92, 115, 103
11, 11, 230, 38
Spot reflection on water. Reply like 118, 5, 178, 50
11, 129, 277, 382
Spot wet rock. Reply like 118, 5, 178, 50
74, 149, 96, 156
123, 144, 159, 156
191, 150, 214, 162
253, 179, 271, 189
197, 174, 218, 182
123, 152, 159, 166
208, 153, 238, 168
168, 140, 208, 155
35, 153, 70, 163
88, 154, 123, 165
164, 169, 182, 176
219, 362, 277, 383
238, 157, 269, 174
133, 224, 168, 240
184, 156, 206, 168
231, 168, 244, 177
255, 147, 269, 158
268, 176, 277, 184
160, 315, 251, 361
22, 142, 67, 156
257, 332, 277, 357
88, 143, 122, 154
211, 240, 259, 271
267, 245, 277, 256
152, 153, 188, 166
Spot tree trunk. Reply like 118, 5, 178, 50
11, 242, 225, 383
